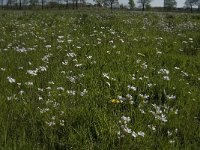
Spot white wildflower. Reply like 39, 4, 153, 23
132, 131, 137, 137
67, 76, 76, 83
45, 45, 51, 49
19, 90, 25, 95
117, 96, 126, 101
121, 116, 131, 123
127, 85, 137, 91
67, 52, 76, 58
80, 89, 88, 96
126, 94, 133, 100
167, 95, 176, 100
39, 66, 47, 72
27, 70, 37, 76
141, 63, 148, 69
7, 76, 16, 83
102, 73, 109, 79
138, 53, 145, 57
121, 124, 132, 133
46, 121, 55, 126
174, 66, 180, 70
163, 76, 170, 81
49, 81, 55, 85
1, 68, 6, 71
169, 140, 175, 144
25, 81, 33, 86
181, 71, 189, 77
67, 90, 76, 95
158, 69, 169, 75
156, 50, 162, 54
60, 120, 65, 126
138, 131, 145, 137
57, 87, 65, 91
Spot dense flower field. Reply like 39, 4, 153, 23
0, 11, 200, 149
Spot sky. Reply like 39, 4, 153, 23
140, 0, 185, 8
88, 0, 186, 8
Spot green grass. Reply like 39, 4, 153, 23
0, 10, 200, 149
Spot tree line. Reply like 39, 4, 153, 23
1, 0, 200, 13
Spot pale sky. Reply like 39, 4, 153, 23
141, 0, 185, 8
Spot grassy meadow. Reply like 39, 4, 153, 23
0, 10, 200, 149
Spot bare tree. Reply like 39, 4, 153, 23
19, 0, 22, 9
105, 0, 120, 10
107, 0, 114, 10
185, 0, 199, 13
72, 0, 75, 9
1, 0, 3, 9
7, 0, 12, 6
137, 0, 152, 11
41, 0, 44, 9
75, 0, 78, 9
65, 0, 68, 8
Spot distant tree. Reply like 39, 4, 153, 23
93, 0, 105, 7
94, 0, 119, 9
185, 0, 199, 12
72, 0, 75, 8
19, 0, 22, 9
129, 0, 135, 9
145, 2, 151, 10
164, 0, 177, 9
30, 0, 38, 6
65, 0, 69, 8
41, 0, 44, 9
22, 0, 29, 6
75, 0, 78, 9
7, 0, 17, 7
79, 0, 84, 7
71, 0, 75, 9
7, 0, 12, 6
1, 0, 3, 9
105, 0, 115, 10
137, 0, 152, 11
110, 0, 115, 9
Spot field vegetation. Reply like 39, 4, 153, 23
0, 10, 200, 149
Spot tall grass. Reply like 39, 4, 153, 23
0, 11, 200, 149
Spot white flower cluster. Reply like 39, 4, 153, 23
158, 68, 170, 81
149, 104, 167, 123
117, 116, 145, 139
